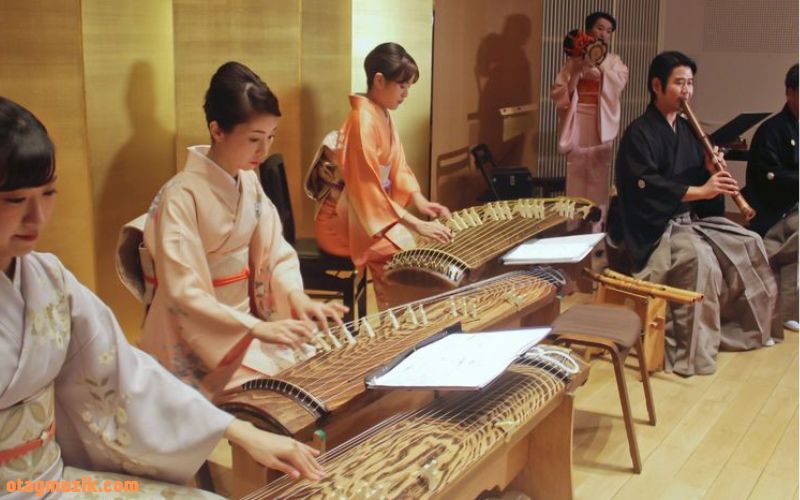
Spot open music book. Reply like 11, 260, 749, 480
501, 232, 605, 264
365, 327, 551, 391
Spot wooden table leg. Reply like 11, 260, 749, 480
511, 392, 575, 500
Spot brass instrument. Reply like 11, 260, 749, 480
244, 352, 589, 500
680, 100, 756, 221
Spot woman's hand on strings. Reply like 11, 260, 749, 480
411, 192, 452, 219
225, 419, 325, 481
289, 291, 348, 329
250, 318, 316, 350
410, 216, 452, 244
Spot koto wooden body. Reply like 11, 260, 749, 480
215, 271, 562, 497
247, 357, 589, 500
216, 271, 560, 441
384, 197, 597, 306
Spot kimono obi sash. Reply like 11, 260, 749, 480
577, 78, 600, 105
116, 216, 250, 312
207, 247, 251, 314
0, 384, 59, 482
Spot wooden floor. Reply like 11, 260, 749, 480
566, 294, 799, 500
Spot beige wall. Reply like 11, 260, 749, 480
431, 0, 542, 209
0, 1, 97, 288
352, 0, 434, 196
661, 0, 798, 212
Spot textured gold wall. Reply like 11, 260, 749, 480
82, 0, 177, 338
0, 0, 97, 288
0, 0, 436, 341
351, 0, 434, 196
298, 0, 353, 237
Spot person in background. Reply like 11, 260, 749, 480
552, 11, 628, 233
318, 42, 452, 309
744, 63, 799, 333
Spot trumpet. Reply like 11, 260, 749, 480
680, 99, 756, 221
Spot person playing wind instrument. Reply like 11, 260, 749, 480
614, 51, 779, 376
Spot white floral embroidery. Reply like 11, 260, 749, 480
98, 350, 116, 365
79, 373, 159, 478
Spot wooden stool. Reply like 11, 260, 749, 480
550, 303, 656, 473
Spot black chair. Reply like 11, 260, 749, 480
470, 143, 566, 200
259, 154, 366, 323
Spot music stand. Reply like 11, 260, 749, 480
710, 112, 770, 161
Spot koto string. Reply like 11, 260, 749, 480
280, 276, 553, 403
251, 356, 571, 499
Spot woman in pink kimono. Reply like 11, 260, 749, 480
0, 97, 323, 498
138, 62, 347, 399
551, 11, 628, 231
314, 43, 452, 309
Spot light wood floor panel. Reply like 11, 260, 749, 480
572, 319, 798, 500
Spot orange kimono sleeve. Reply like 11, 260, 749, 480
390, 138, 421, 208
339, 108, 417, 238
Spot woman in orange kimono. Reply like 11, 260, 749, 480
314, 43, 452, 309
138, 62, 346, 399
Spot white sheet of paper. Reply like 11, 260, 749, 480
502, 233, 605, 264
367, 328, 550, 390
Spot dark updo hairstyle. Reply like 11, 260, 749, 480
786, 63, 798, 91
203, 61, 281, 133
585, 11, 617, 32
647, 51, 697, 103
0, 97, 55, 192
364, 43, 420, 90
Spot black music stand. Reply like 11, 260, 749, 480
710, 112, 770, 162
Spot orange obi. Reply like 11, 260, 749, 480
577, 78, 600, 105
144, 267, 250, 288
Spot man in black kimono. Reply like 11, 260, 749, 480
615, 51, 778, 376
744, 63, 798, 331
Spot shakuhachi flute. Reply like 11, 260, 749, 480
584, 268, 703, 304
680, 99, 756, 221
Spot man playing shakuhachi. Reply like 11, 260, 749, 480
615, 51, 778, 376
551, 11, 628, 232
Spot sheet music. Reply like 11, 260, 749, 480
366, 328, 550, 390
502, 233, 605, 264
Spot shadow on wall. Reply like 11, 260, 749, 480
475, 13, 532, 168
95, 61, 175, 340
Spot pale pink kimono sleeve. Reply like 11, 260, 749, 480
598, 53, 629, 143
249, 178, 304, 319
551, 58, 585, 153
52, 258, 233, 484
340, 110, 418, 238
149, 186, 260, 369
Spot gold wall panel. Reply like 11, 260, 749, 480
0, 0, 97, 287
82, 0, 177, 340
173, 0, 303, 229
298, 0, 352, 237
351, 0, 434, 197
